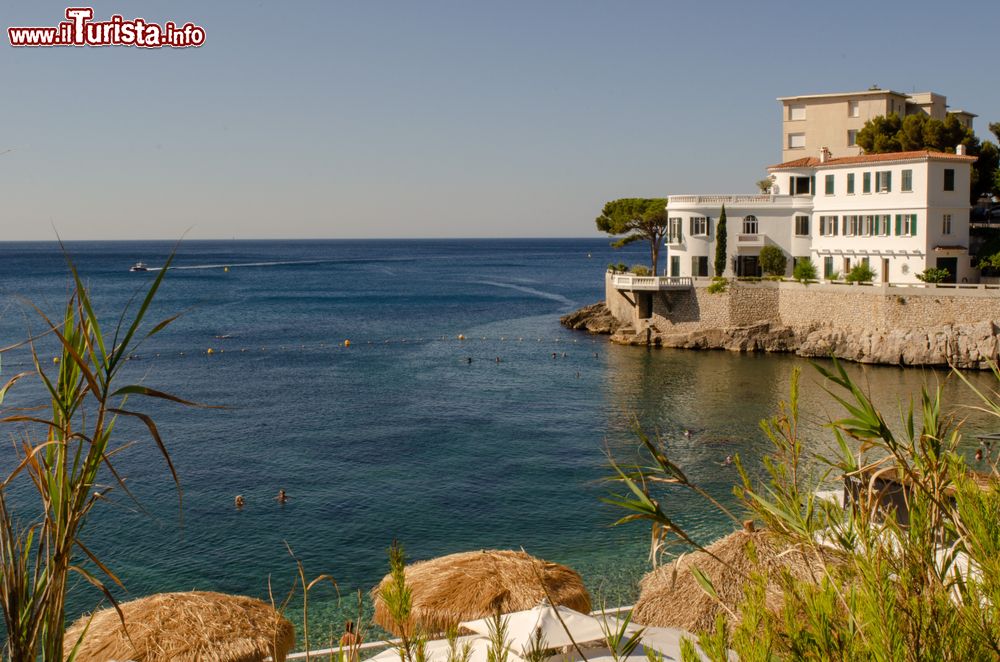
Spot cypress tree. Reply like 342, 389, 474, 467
714, 204, 728, 277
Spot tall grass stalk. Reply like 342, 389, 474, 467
0, 252, 201, 661
606, 361, 1000, 660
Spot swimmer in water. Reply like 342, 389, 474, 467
234, 495, 245, 508
276, 489, 288, 504
723, 455, 733, 466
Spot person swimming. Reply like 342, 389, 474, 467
234, 495, 245, 508
276, 489, 288, 504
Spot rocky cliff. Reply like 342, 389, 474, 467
564, 302, 1000, 369
559, 302, 623, 335
612, 320, 1000, 369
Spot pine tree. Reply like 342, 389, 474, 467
714, 204, 727, 277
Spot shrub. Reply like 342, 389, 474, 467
845, 262, 876, 283
630, 265, 651, 277
792, 257, 817, 282
826, 271, 841, 281
707, 277, 728, 294
916, 267, 951, 283
758, 246, 787, 277
604, 361, 1000, 661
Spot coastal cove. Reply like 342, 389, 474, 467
1, 239, 998, 645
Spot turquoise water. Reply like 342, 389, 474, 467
0, 239, 995, 647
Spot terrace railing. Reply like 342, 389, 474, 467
610, 274, 693, 291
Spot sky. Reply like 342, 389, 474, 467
2, 0, 998, 240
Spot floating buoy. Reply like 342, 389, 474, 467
224, 266, 229, 272
207, 348, 214, 354
344, 339, 351, 347
458, 334, 466, 341
52, 356, 60, 364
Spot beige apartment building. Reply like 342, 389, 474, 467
778, 87, 976, 162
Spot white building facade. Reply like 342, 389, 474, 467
664, 149, 977, 284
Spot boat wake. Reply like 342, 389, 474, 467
475, 280, 575, 309
148, 259, 342, 271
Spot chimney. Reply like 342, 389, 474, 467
819, 147, 831, 163
957, 144, 967, 156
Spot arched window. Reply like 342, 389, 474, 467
742, 215, 758, 234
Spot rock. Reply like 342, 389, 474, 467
560, 302, 623, 335
563, 301, 1000, 369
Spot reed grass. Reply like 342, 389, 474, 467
606, 360, 1000, 660
0, 251, 202, 660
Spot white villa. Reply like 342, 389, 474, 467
664, 148, 978, 284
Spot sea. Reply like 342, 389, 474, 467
0, 238, 995, 648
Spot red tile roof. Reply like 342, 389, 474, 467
768, 150, 977, 170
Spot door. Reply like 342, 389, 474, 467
737, 256, 760, 277
670, 256, 680, 277
882, 258, 890, 284
936, 257, 958, 283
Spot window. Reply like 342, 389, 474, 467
794, 215, 810, 236
825, 174, 835, 195
943, 214, 952, 235
847, 129, 858, 146
693, 256, 709, 278
689, 216, 708, 236
819, 215, 839, 236
667, 217, 683, 243
670, 256, 680, 277
824, 256, 835, 278
902, 169, 913, 192
791, 176, 812, 195
848, 101, 860, 118
788, 133, 806, 149
895, 213, 918, 237
789, 104, 806, 121
875, 170, 892, 192
878, 214, 891, 236
742, 215, 758, 235
847, 173, 855, 194
944, 168, 955, 191
863, 172, 871, 194
862, 215, 875, 236
843, 215, 857, 236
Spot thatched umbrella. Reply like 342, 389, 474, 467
371, 549, 591, 635
632, 526, 833, 633
63, 591, 295, 662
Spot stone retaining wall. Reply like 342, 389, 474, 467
605, 273, 1000, 334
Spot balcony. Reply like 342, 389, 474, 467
737, 234, 764, 246
610, 274, 693, 291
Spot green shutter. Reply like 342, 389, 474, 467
911, 215, 917, 235
833, 216, 838, 236
886, 172, 892, 192
895, 214, 902, 236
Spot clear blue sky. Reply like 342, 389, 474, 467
3, 0, 998, 240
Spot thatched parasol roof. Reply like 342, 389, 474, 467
63, 591, 295, 662
371, 549, 591, 636
632, 528, 833, 633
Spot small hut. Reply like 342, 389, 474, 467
371, 549, 591, 636
632, 527, 830, 633
63, 591, 295, 662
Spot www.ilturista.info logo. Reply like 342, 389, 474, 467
8, 7, 205, 48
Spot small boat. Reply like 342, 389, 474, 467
129, 261, 149, 272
